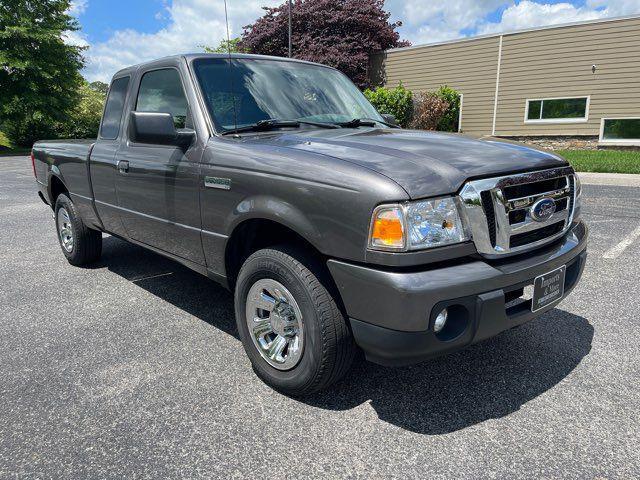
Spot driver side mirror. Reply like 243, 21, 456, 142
380, 113, 398, 126
129, 111, 195, 148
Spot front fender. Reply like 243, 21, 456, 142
226, 194, 324, 252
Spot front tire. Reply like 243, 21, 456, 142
54, 194, 102, 266
235, 246, 355, 396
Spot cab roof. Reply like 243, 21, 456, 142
113, 53, 330, 79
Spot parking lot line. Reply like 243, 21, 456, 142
603, 225, 640, 259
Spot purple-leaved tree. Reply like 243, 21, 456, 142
239, 0, 410, 89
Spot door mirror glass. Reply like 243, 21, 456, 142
129, 111, 194, 147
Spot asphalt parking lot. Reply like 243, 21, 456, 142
1, 155, 639, 478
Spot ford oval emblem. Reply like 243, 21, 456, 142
530, 197, 556, 222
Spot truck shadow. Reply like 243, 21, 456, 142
97, 236, 238, 338
303, 309, 593, 434
98, 236, 593, 436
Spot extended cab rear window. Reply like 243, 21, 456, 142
100, 76, 130, 139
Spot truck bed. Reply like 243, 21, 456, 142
32, 139, 96, 221
32, 139, 94, 184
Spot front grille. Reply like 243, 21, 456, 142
568, 175, 576, 214
480, 190, 497, 247
459, 166, 576, 257
510, 221, 565, 248
502, 177, 566, 200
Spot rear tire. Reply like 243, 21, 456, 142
235, 246, 355, 396
54, 193, 102, 266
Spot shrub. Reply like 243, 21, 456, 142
411, 92, 450, 131
363, 84, 413, 128
434, 85, 461, 132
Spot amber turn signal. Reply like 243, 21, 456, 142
369, 206, 405, 249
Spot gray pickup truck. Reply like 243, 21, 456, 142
32, 54, 587, 395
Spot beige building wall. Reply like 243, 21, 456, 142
379, 16, 640, 138
382, 36, 500, 136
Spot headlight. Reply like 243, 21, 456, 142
368, 197, 470, 251
573, 173, 582, 220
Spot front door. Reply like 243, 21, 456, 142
114, 66, 204, 265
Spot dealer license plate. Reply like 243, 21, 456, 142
531, 265, 566, 312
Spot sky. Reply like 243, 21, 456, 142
65, 0, 640, 82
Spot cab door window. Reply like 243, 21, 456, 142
136, 68, 189, 129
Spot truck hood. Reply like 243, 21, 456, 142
258, 128, 568, 199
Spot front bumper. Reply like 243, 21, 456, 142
327, 221, 588, 366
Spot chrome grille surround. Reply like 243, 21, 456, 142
459, 166, 576, 258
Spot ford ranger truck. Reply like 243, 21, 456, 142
32, 54, 587, 395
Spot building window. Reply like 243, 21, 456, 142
525, 97, 589, 123
599, 118, 640, 145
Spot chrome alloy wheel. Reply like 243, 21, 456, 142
245, 279, 304, 370
57, 207, 74, 253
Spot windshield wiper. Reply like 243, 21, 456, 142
222, 118, 339, 135
337, 118, 400, 129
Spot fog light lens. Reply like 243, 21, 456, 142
434, 308, 448, 333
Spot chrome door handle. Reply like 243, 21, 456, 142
117, 160, 129, 174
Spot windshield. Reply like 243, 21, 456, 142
192, 57, 384, 132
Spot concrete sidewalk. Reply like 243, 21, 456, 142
578, 172, 640, 187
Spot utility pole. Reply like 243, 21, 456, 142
288, 0, 292, 57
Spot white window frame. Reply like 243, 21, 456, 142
524, 96, 590, 124
599, 117, 640, 146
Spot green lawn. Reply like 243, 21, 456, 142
0, 131, 31, 156
559, 149, 640, 174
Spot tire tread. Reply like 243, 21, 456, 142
55, 194, 102, 266
236, 246, 355, 395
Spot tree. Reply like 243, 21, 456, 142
201, 38, 248, 54
56, 81, 105, 139
0, 0, 85, 146
89, 81, 109, 96
239, 0, 409, 89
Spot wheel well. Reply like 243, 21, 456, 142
225, 219, 325, 290
49, 176, 69, 207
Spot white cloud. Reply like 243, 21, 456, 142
385, 0, 508, 44
81, 0, 281, 82
587, 0, 640, 16
478, 1, 605, 35
63, 1, 89, 50
68, 0, 88, 16
387, 0, 640, 45
62, 29, 90, 48
74, 0, 640, 81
